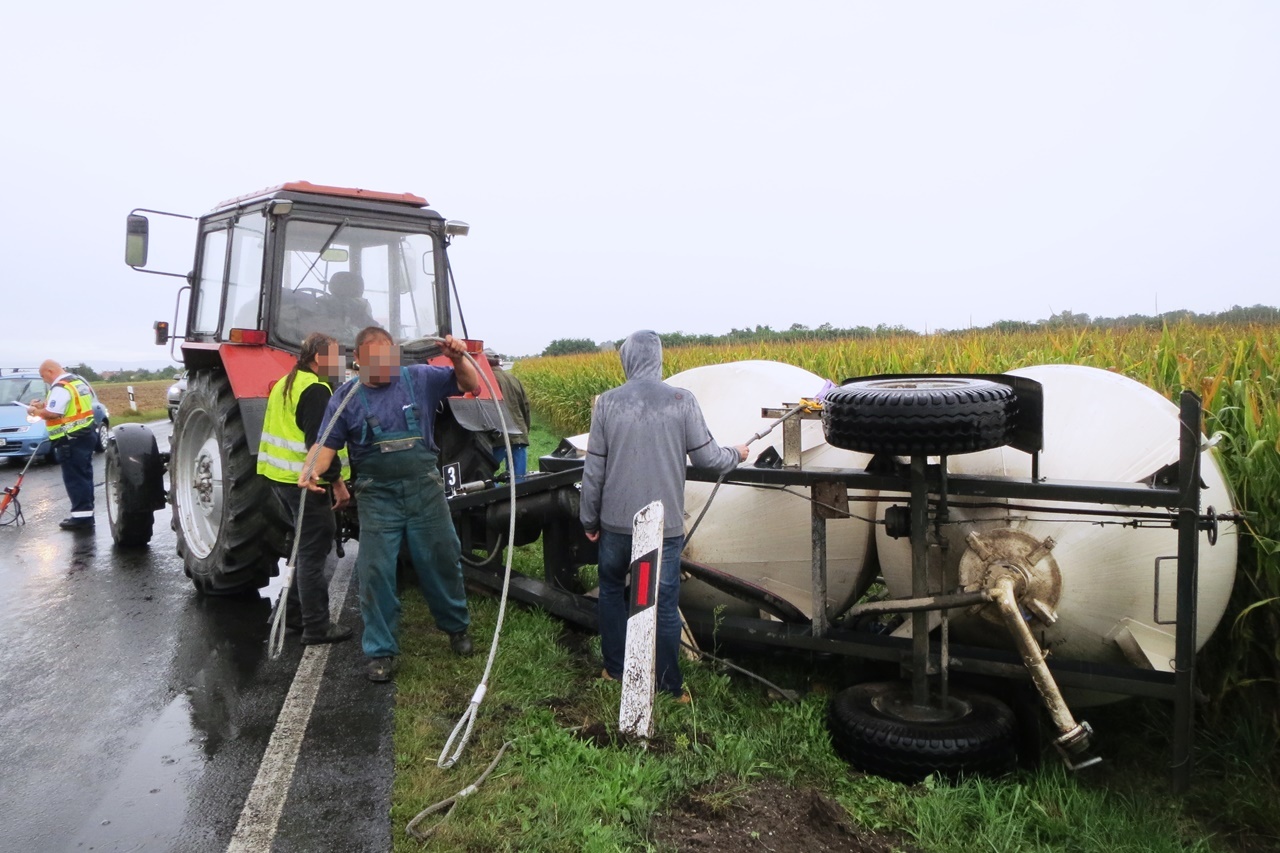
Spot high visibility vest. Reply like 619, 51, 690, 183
47, 376, 96, 441
257, 370, 350, 485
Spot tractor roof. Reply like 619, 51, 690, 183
211, 181, 432, 214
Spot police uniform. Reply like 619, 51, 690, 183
258, 368, 352, 642
44, 373, 97, 529
318, 365, 471, 664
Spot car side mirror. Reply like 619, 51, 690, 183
126, 214, 150, 267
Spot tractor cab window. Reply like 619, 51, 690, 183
222, 212, 266, 336
192, 227, 228, 335
276, 220, 439, 350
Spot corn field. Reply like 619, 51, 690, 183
515, 323, 1280, 726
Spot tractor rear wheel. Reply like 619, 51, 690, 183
171, 370, 277, 595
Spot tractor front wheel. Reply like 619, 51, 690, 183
171, 370, 277, 595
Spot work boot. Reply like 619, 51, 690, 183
302, 623, 353, 645
58, 516, 94, 530
366, 657, 394, 682
448, 631, 474, 657
600, 669, 617, 682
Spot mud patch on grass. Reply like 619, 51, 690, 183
650, 778, 917, 852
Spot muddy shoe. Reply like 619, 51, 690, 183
600, 669, 617, 682
366, 657, 394, 682
448, 631, 474, 657
302, 623, 353, 645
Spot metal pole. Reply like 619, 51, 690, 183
1172, 391, 1202, 793
811, 496, 829, 637
910, 454, 930, 706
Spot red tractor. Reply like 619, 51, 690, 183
109, 182, 591, 598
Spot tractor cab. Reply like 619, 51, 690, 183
128, 181, 470, 358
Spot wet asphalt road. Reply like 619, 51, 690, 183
0, 421, 394, 853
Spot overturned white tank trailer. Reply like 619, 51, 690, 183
558, 360, 1237, 787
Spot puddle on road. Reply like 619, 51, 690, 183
66, 693, 203, 851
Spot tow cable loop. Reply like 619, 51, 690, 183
406, 739, 516, 841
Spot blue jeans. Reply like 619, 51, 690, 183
491, 444, 528, 479
353, 468, 470, 659
597, 529, 685, 696
55, 429, 95, 516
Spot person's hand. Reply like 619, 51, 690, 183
585, 529, 599, 543
298, 470, 325, 494
735, 444, 750, 462
332, 479, 350, 511
442, 334, 468, 361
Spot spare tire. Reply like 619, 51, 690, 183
822, 377, 1016, 456
828, 680, 1017, 783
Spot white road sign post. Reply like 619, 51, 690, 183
618, 500, 664, 739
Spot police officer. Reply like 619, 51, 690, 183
28, 360, 97, 530
301, 326, 480, 682
258, 332, 354, 645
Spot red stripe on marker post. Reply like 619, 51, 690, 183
636, 561, 651, 607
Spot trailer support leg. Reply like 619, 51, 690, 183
1172, 391, 1202, 794
910, 454, 931, 707
810, 497, 829, 638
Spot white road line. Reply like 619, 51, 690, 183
226, 556, 356, 853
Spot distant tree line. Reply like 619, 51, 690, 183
68, 363, 181, 383
937, 304, 1280, 335
539, 304, 1280, 355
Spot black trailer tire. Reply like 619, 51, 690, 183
822, 378, 1017, 456
171, 370, 276, 595
104, 426, 162, 547
827, 681, 1017, 783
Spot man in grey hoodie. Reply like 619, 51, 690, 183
580, 330, 748, 699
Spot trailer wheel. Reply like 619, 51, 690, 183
171, 370, 275, 595
104, 429, 157, 547
822, 378, 1016, 456
827, 681, 1017, 783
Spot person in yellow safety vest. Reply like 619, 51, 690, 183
258, 332, 354, 645
28, 360, 98, 530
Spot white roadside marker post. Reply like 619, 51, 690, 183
127, 385, 137, 412
619, 500, 664, 739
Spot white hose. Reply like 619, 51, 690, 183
436, 343, 516, 770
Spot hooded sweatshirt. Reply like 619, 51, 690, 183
579, 330, 740, 537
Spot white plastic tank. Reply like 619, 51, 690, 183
669, 361, 879, 619
873, 364, 1238, 679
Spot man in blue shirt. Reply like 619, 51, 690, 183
302, 326, 481, 682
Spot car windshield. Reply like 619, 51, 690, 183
275, 220, 441, 349
0, 376, 48, 405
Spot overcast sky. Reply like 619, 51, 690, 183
2, 1, 1277, 366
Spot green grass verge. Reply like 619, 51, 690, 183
108, 408, 169, 425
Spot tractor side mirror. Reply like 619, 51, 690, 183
126, 214, 150, 267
